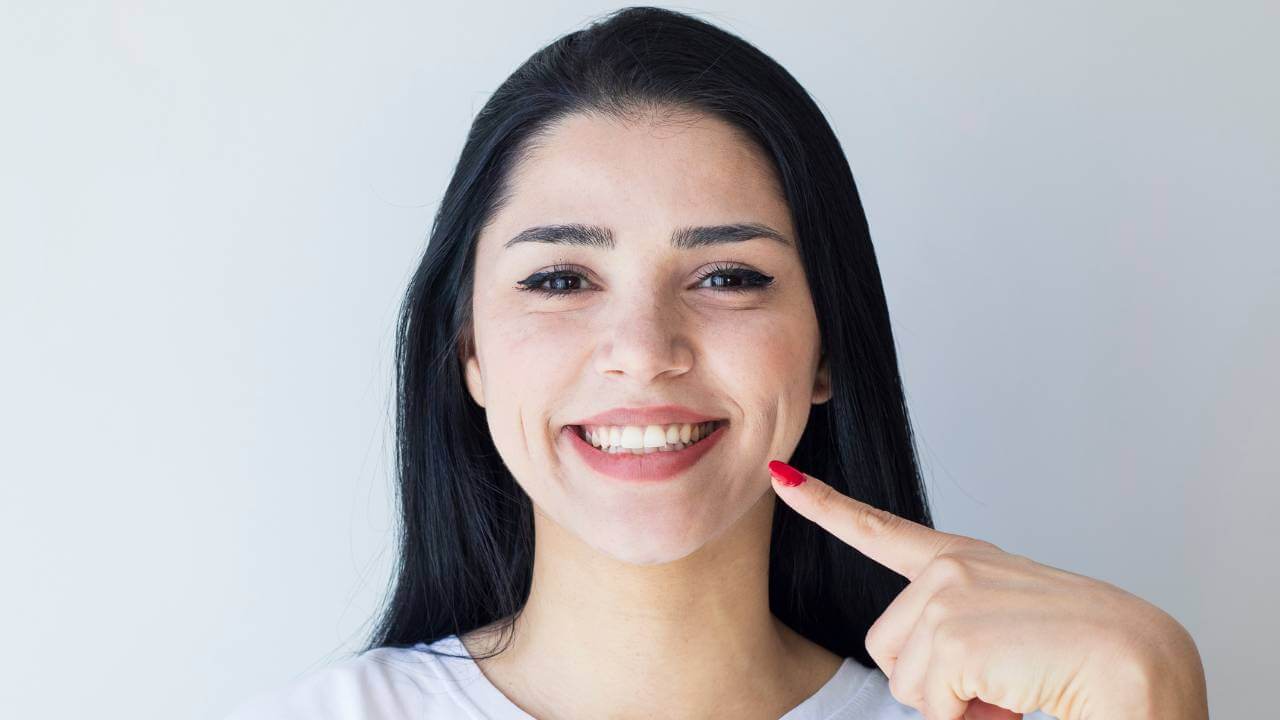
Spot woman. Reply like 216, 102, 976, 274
227, 7, 1207, 719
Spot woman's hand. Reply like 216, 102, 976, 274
766, 460, 1208, 720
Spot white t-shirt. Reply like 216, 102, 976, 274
224, 634, 1056, 719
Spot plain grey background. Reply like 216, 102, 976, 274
1, 1, 1275, 718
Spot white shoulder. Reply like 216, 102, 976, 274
850, 670, 926, 719
221, 645, 450, 720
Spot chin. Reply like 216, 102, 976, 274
573, 502, 741, 566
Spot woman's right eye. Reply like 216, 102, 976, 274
515, 265, 591, 298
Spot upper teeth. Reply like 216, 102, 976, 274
577, 421, 721, 451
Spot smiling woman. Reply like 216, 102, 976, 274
224, 6, 1081, 720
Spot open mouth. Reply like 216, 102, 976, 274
568, 419, 728, 455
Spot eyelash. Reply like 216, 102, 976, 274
515, 262, 775, 299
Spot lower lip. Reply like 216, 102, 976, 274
562, 422, 728, 482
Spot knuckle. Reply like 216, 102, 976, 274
932, 617, 964, 656
857, 504, 896, 538
811, 481, 839, 512
864, 620, 887, 657
888, 670, 912, 703
864, 619, 902, 668
939, 534, 987, 555
923, 684, 963, 720
923, 703, 948, 720
924, 553, 972, 587
971, 537, 1003, 553
921, 594, 952, 625
865, 647, 890, 674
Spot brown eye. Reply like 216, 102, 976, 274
693, 263, 775, 293
515, 263, 593, 298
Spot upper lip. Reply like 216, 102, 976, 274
565, 405, 727, 429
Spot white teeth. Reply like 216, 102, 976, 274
577, 421, 722, 454
622, 426, 645, 449
642, 425, 666, 448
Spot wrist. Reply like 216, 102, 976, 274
1124, 614, 1209, 720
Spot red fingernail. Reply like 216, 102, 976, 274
768, 460, 805, 487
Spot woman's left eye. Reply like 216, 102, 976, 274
694, 263, 776, 293
514, 263, 775, 299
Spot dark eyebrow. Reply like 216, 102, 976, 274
502, 222, 791, 250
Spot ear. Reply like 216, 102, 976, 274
461, 336, 485, 408
811, 351, 831, 405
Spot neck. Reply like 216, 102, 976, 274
461, 491, 843, 720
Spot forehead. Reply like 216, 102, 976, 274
486, 110, 792, 245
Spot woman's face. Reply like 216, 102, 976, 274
464, 109, 830, 565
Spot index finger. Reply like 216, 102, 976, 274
767, 460, 967, 580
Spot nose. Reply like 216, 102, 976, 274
593, 295, 694, 383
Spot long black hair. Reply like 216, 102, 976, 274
363, 6, 933, 670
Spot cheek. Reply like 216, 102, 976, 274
699, 308, 818, 445
468, 311, 589, 491
702, 308, 810, 384
489, 313, 578, 371
475, 310, 589, 424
